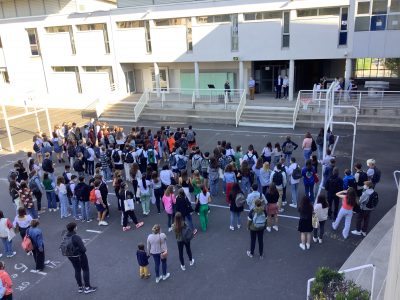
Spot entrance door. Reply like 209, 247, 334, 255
256, 64, 288, 93
125, 70, 136, 93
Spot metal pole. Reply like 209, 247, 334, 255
358, 92, 362, 111
45, 107, 52, 135
371, 265, 376, 300
34, 106, 41, 132
2, 104, 15, 152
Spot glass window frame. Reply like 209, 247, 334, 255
197, 14, 232, 24
116, 21, 145, 29
26, 28, 41, 56
282, 11, 290, 48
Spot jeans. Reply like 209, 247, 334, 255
284, 153, 292, 166
356, 210, 371, 233
313, 220, 326, 239
33, 190, 42, 211
59, 193, 69, 218
185, 214, 194, 230
230, 211, 241, 227
317, 145, 323, 161
80, 201, 91, 221
209, 178, 219, 197
27, 207, 38, 220
154, 188, 163, 213
304, 184, 315, 203
68, 254, 91, 287
241, 176, 251, 195
303, 149, 312, 162
46, 191, 57, 209
177, 241, 193, 266
71, 197, 80, 219
1, 237, 13, 256
102, 168, 111, 181
332, 208, 353, 239
86, 160, 94, 176
152, 253, 167, 278
167, 214, 173, 228
250, 230, 264, 256
290, 183, 298, 206
32, 247, 45, 270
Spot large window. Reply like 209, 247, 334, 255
186, 18, 193, 52
243, 11, 281, 21
151, 68, 169, 91
282, 11, 290, 48
154, 18, 187, 26
391, 0, 400, 12
197, 14, 231, 24
116, 21, 144, 28
76, 23, 110, 54
355, 0, 400, 31
372, 0, 388, 14
52, 66, 82, 93
45, 25, 76, 55
26, 28, 40, 56
231, 14, 239, 51
144, 21, 152, 54
339, 7, 348, 46
297, 7, 340, 17
357, 2, 370, 14
355, 58, 399, 78
388, 14, 400, 29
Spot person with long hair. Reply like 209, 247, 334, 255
56, 176, 69, 219
196, 185, 211, 232
313, 194, 329, 243
175, 189, 197, 235
332, 187, 357, 239
179, 170, 193, 202
252, 158, 263, 193
228, 183, 245, 231
28, 219, 45, 271
129, 163, 142, 198
208, 157, 219, 197
302, 132, 313, 162
146, 224, 170, 283
172, 212, 194, 271
259, 162, 272, 197
138, 174, 151, 216
151, 171, 163, 214
298, 196, 313, 250
162, 186, 176, 232
0, 211, 16, 258
13, 207, 32, 240
246, 199, 267, 258
240, 160, 252, 195
266, 183, 279, 232
302, 159, 317, 203
119, 182, 144, 232
223, 164, 237, 203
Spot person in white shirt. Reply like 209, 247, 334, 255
160, 165, 174, 189
287, 157, 301, 208
85, 142, 96, 176
124, 146, 136, 182
313, 194, 329, 243
282, 75, 289, 99
112, 148, 124, 171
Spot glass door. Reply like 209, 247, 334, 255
151, 68, 169, 91
125, 70, 136, 93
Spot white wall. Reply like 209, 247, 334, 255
80, 72, 111, 94
151, 26, 188, 62
113, 28, 147, 62
353, 31, 400, 58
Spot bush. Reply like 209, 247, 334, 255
310, 267, 370, 300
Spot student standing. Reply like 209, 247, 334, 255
351, 181, 375, 237
147, 224, 170, 283
246, 199, 267, 258
196, 186, 211, 232
332, 187, 357, 239
136, 244, 150, 279
313, 195, 329, 244
162, 186, 176, 232
172, 212, 194, 271
228, 183, 245, 231
27, 220, 45, 271
298, 196, 313, 250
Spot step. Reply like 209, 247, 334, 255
240, 115, 293, 123
99, 117, 137, 123
238, 121, 293, 128
244, 105, 295, 111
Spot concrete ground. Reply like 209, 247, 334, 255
0, 121, 398, 300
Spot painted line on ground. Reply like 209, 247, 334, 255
86, 229, 102, 234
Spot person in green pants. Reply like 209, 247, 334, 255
196, 185, 211, 232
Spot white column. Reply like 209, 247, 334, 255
194, 61, 200, 98
239, 60, 244, 91
289, 59, 295, 101
344, 58, 352, 90
154, 62, 160, 98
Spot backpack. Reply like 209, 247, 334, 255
125, 152, 134, 164
42, 159, 53, 173
252, 211, 266, 229
182, 224, 194, 242
180, 138, 188, 150
219, 155, 231, 170
73, 159, 81, 171
177, 156, 186, 170
292, 165, 302, 180
108, 134, 115, 144
186, 131, 195, 142
272, 171, 283, 186
347, 177, 357, 189
235, 193, 246, 207
328, 133, 335, 145
89, 189, 97, 203
366, 191, 379, 209
66, 183, 73, 199
283, 142, 294, 153
316, 135, 324, 146
169, 154, 177, 167
33, 143, 40, 153
74, 184, 84, 201
42, 142, 52, 153
201, 158, 209, 172
60, 233, 78, 257
147, 150, 156, 164
112, 150, 121, 163
138, 150, 147, 166
22, 233, 34, 252
372, 167, 381, 185
357, 171, 368, 186
246, 154, 255, 169
28, 177, 40, 193
311, 139, 317, 152
192, 156, 202, 172
94, 147, 101, 159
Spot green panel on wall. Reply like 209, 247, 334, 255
180, 72, 235, 95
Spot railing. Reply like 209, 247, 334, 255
148, 88, 244, 108
235, 89, 247, 127
292, 91, 301, 129
81, 99, 99, 119
333, 91, 400, 110
292, 89, 329, 128
133, 89, 149, 122
306, 264, 376, 300
394, 170, 400, 188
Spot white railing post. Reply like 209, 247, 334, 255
224, 92, 228, 110
192, 91, 195, 109
161, 91, 165, 108
1, 103, 15, 152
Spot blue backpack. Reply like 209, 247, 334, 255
252, 211, 266, 229
177, 156, 186, 170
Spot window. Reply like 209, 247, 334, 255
82, 66, 114, 85
45, 26, 76, 55
357, 2, 370, 14
370, 14, 387, 30
52, 66, 82, 93
339, 7, 348, 46
154, 18, 187, 26
1, 68, 10, 83
197, 14, 231, 24
144, 21, 152, 54
186, 18, 193, 52
355, 16, 371, 31
297, 9, 318, 17
282, 11, 290, 48
116, 21, 144, 28
388, 14, 400, 29
297, 7, 340, 17
243, 11, 281, 21
355, 58, 399, 78
391, 0, 400, 12
102, 24, 110, 54
372, 0, 388, 14
231, 14, 239, 51
26, 28, 40, 56
151, 68, 169, 91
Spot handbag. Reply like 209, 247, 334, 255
159, 234, 168, 259
22, 233, 34, 252
313, 173, 320, 184
312, 213, 319, 229
124, 191, 135, 211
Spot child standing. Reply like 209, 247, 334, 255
136, 243, 150, 279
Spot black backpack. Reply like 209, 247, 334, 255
272, 171, 283, 186
347, 177, 357, 189
138, 150, 147, 166
112, 150, 121, 163
366, 191, 379, 209
357, 171, 368, 186
372, 167, 381, 185
60, 233, 79, 257
125, 152, 134, 164
66, 183, 73, 199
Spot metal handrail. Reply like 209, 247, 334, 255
306, 264, 376, 300
133, 89, 149, 122
235, 89, 246, 127
394, 170, 400, 188
292, 91, 301, 129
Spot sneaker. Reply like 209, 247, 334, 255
313, 237, 318, 243
74, 218, 80, 221
361, 231, 367, 237
168, 227, 172, 232
84, 287, 97, 294
156, 277, 161, 283
278, 208, 284, 213
266, 227, 271, 232
282, 201, 287, 206
299, 243, 306, 250
99, 221, 108, 226
162, 273, 170, 281
6, 252, 16, 258
0, 254, 2, 258
259, 255, 264, 259
246, 251, 253, 258
273, 225, 279, 232
189, 259, 195, 266
122, 227, 129, 232
229, 226, 234, 231
136, 222, 144, 229
318, 238, 323, 244
180, 265, 186, 271
237, 224, 241, 229
289, 204, 297, 208
351, 230, 362, 236
78, 287, 84, 294
86, 219, 92, 223
193, 229, 198, 235
67, 213, 71, 217
306, 243, 310, 250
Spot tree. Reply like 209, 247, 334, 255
384, 58, 400, 77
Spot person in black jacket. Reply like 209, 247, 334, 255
73, 153, 85, 177
42, 153, 54, 179
325, 167, 343, 221
74, 177, 91, 222
64, 222, 96, 294
175, 189, 197, 235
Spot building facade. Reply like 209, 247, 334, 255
0, 0, 399, 108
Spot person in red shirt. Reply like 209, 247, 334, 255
0, 261, 13, 300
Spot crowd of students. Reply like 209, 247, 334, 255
0, 120, 382, 296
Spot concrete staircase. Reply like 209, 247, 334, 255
238, 105, 295, 128
98, 94, 141, 123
